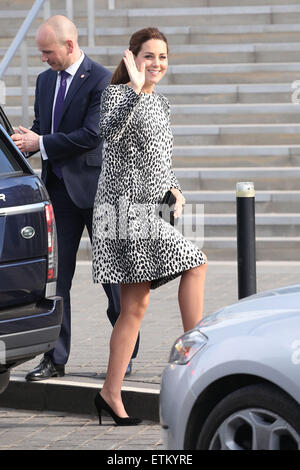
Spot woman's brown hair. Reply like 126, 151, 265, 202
111, 27, 168, 85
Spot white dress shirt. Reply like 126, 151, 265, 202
40, 51, 85, 160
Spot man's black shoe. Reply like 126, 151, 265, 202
25, 357, 65, 382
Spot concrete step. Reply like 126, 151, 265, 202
0, 0, 105, 9
1, 0, 40, 7
29, 167, 300, 216
4, 105, 34, 127
5, 83, 294, 107
5, 87, 35, 107
3, 5, 300, 37
1, 373, 159, 423
174, 166, 300, 190
73, 6, 300, 28
4, 0, 300, 10
170, 103, 300, 125
172, 125, 300, 147
166, 212, 300, 237
157, 83, 292, 104
86, 23, 300, 47
5, 100, 300, 126
114, 0, 300, 6
157, 83, 293, 104
5, 42, 300, 67
3, 26, 300, 53
90, 24, 300, 47
6, 5, 300, 30
203, 213, 300, 237
3, 19, 300, 47
106, 0, 205, 7
160, 63, 300, 85
189, 23, 300, 45
30, 162, 300, 193
0, 25, 195, 47
27, 144, 300, 171
183, 190, 300, 213
173, 145, 300, 167
91, 42, 300, 65
201, 236, 300, 261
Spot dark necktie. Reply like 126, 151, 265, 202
51, 70, 70, 178
53, 70, 69, 132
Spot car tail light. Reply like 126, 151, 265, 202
44, 202, 58, 297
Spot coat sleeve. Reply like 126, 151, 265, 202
99, 84, 142, 142
158, 94, 182, 193
169, 170, 182, 192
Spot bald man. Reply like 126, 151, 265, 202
12, 16, 139, 380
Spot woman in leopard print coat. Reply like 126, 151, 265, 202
92, 28, 207, 425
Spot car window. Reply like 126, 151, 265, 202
0, 138, 22, 175
0, 107, 13, 135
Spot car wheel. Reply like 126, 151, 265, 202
196, 384, 300, 450
0, 370, 10, 394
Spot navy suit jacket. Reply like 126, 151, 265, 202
31, 55, 112, 208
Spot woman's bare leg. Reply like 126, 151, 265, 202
178, 258, 207, 332
100, 281, 151, 418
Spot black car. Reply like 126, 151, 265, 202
0, 106, 62, 393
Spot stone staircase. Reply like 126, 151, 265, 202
2, 0, 300, 260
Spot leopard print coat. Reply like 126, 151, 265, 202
92, 84, 205, 289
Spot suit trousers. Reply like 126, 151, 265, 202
44, 171, 140, 365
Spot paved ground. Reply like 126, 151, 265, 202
1, 260, 300, 450
0, 408, 163, 450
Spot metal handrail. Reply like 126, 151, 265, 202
0, 0, 46, 81
0, 0, 116, 81
0, 0, 114, 121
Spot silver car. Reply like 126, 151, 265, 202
160, 284, 300, 450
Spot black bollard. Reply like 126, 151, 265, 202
236, 182, 257, 299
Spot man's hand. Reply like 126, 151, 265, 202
11, 126, 40, 153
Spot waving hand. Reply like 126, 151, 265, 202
123, 49, 145, 94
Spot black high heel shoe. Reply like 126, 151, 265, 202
94, 393, 142, 426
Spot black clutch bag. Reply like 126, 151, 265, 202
158, 190, 176, 226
